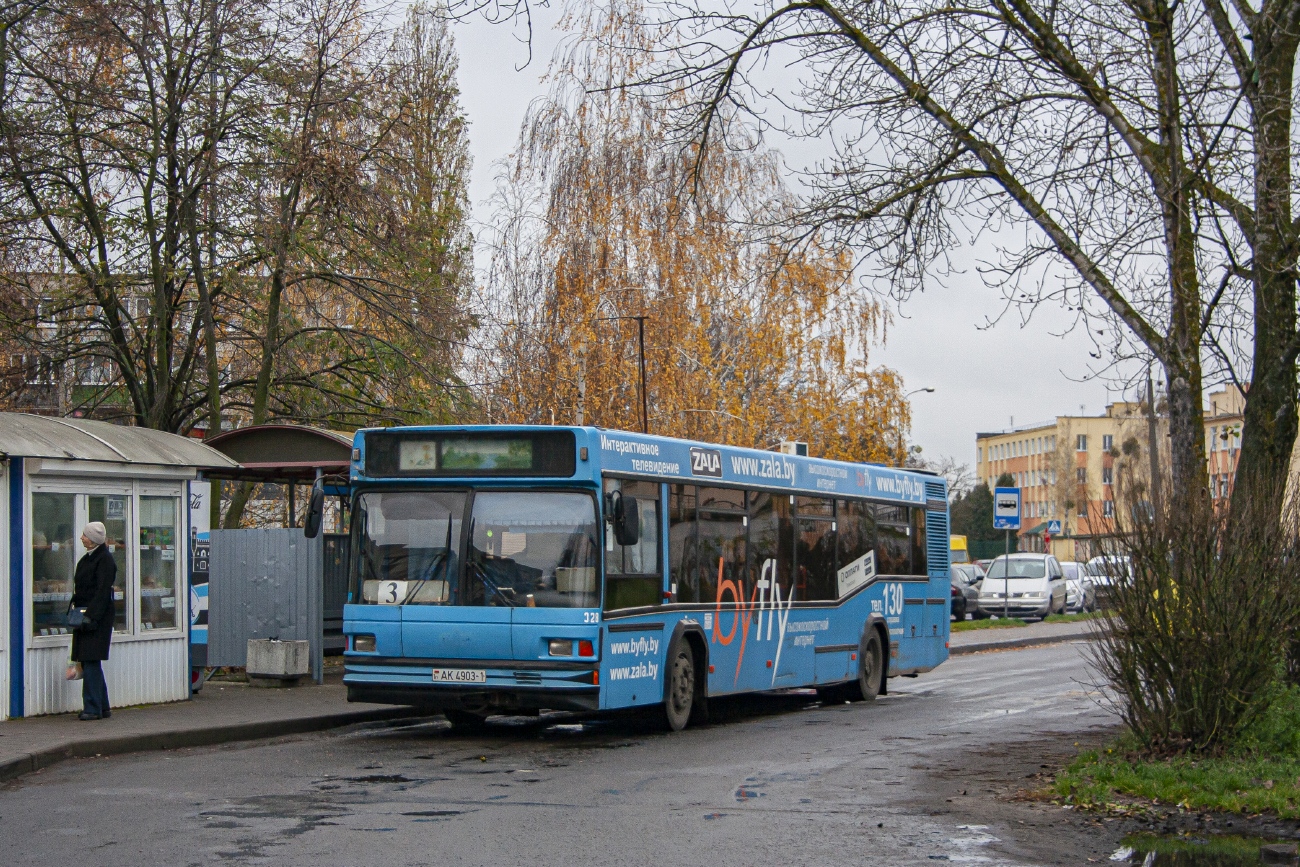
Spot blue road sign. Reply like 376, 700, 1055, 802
993, 487, 1021, 530
1046, 519, 1062, 535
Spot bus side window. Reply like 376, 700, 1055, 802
832, 498, 876, 598
697, 487, 746, 606
603, 478, 662, 611
747, 491, 792, 602
875, 504, 911, 575
795, 495, 836, 600
669, 485, 698, 602
911, 509, 928, 576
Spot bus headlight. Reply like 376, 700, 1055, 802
353, 634, 376, 652
549, 639, 574, 656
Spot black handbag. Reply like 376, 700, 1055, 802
65, 602, 89, 631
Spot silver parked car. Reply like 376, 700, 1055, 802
1085, 555, 1131, 608
1060, 560, 1096, 613
977, 553, 1069, 620
950, 563, 984, 620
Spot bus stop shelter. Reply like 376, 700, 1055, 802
0, 413, 238, 719
197, 425, 355, 678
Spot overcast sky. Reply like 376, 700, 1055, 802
451, 14, 1126, 470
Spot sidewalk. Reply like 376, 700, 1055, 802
0, 672, 423, 783
948, 618, 1097, 655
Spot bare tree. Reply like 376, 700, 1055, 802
0, 0, 473, 449
0, 0, 272, 429
623, 0, 1300, 519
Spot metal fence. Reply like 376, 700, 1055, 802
207, 529, 324, 683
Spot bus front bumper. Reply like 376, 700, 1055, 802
344, 659, 601, 713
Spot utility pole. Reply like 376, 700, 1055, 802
577, 339, 586, 426
596, 315, 650, 433
1146, 367, 1163, 519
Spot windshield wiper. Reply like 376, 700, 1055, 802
468, 558, 516, 607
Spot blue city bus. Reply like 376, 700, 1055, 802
338, 426, 951, 730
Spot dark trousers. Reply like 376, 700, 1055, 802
81, 660, 110, 717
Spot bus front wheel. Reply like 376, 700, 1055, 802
662, 636, 695, 732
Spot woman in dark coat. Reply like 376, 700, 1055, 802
71, 521, 116, 720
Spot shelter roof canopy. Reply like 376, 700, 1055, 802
0, 413, 238, 470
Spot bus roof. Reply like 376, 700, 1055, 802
351, 425, 945, 507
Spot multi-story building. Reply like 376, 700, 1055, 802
976, 401, 1163, 560
975, 386, 1250, 560
1204, 386, 1244, 504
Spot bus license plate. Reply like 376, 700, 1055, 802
431, 668, 487, 684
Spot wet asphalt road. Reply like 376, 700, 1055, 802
0, 641, 1117, 866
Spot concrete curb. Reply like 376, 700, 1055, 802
950, 631, 1092, 656
0, 706, 428, 784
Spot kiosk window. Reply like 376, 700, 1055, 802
87, 494, 130, 632
139, 496, 180, 630
31, 493, 75, 637
30, 489, 182, 641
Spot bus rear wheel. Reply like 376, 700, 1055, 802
842, 628, 886, 702
662, 637, 695, 732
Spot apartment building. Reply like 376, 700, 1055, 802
1205, 386, 1244, 504
975, 386, 1251, 560
976, 401, 1162, 560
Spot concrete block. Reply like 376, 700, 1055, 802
246, 639, 310, 687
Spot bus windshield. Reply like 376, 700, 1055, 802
467, 491, 599, 608
354, 489, 599, 608
356, 490, 465, 605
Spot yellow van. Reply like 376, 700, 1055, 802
950, 535, 969, 564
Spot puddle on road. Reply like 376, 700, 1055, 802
1111, 835, 1300, 865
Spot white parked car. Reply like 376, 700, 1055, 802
1060, 560, 1096, 613
1085, 555, 1132, 607
977, 553, 1069, 620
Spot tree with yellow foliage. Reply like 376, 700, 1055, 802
475, 0, 909, 463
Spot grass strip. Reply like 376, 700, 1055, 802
951, 610, 1104, 632
1053, 748, 1300, 819
950, 617, 1026, 631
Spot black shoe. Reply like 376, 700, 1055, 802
101, 710, 111, 718
77, 712, 101, 721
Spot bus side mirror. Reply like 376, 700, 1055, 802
609, 491, 640, 546
304, 484, 325, 538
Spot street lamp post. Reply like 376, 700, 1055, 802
898, 387, 935, 465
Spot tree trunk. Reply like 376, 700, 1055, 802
1233, 32, 1300, 521
221, 264, 286, 529
1149, 0, 1209, 514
